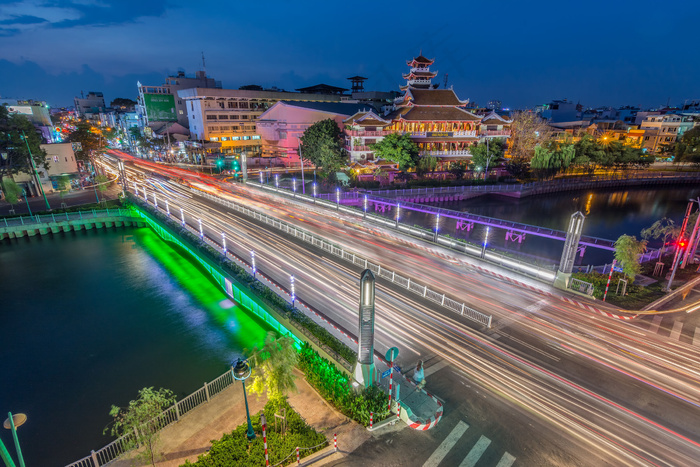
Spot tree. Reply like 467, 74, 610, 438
641, 218, 678, 256
508, 111, 552, 160
1, 177, 22, 208
504, 157, 530, 180
110, 98, 137, 110
613, 234, 647, 280
449, 161, 467, 180
394, 171, 412, 184
470, 138, 506, 176
674, 126, 700, 167
56, 175, 71, 201
105, 387, 176, 466
299, 119, 347, 178
529, 144, 575, 180
67, 121, 104, 161
370, 133, 420, 170
95, 174, 110, 201
248, 332, 298, 398
416, 154, 437, 175
0, 106, 49, 180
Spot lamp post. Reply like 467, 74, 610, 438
259, 171, 264, 185
198, 218, 203, 239
275, 174, 279, 191
251, 250, 256, 278
180, 207, 185, 226
222, 232, 227, 256
153, 193, 158, 210
336, 188, 340, 210
481, 226, 490, 259
165, 199, 170, 217
292, 178, 297, 197
395, 203, 400, 228
313, 183, 317, 203
232, 359, 256, 441
21, 190, 32, 217
364, 195, 368, 218
434, 213, 440, 242
290, 275, 296, 308
3, 412, 27, 467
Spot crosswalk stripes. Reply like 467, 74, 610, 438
648, 315, 663, 334
422, 420, 516, 467
422, 421, 469, 467
669, 321, 683, 341
459, 435, 492, 467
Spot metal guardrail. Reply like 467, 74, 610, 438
0, 208, 135, 228
192, 186, 493, 328
66, 368, 236, 467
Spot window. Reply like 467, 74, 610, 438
243, 136, 250, 140
219, 102, 224, 109
65, 157, 68, 162
242, 115, 249, 120
207, 115, 217, 120
239, 102, 249, 109
210, 126, 219, 131
210, 137, 219, 141
221, 137, 230, 141
228, 102, 236, 109
231, 115, 240, 120
252, 135, 261, 140
190, 102, 194, 111
219, 115, 229, 120
179, 110, 184, 115
221, 126, 230, 131
231, 136, 240, 141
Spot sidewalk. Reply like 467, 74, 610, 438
111, 369, 369, 466
0, 186, 120, 216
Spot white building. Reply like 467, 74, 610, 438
74, 92, 106, 117
640, 114, 696, 154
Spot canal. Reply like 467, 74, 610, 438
0, 227, 272, 466
386, 185, 700, 266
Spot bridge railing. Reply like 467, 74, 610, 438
1, 208, 134, 228
568, 277, 594, 296
191, 186, 494, 329
66, 368, 237, 467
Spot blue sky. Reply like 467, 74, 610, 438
0, 0, 698, 109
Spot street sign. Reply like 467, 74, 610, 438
381, 369, 391, 379
385, 347, 399, 362
393, 364, 401, 373
613, 265, 623, 272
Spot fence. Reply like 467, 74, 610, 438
191, 186, 493, 328
66, 368, 236, 467
0, 208, 134, 228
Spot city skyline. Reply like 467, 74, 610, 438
1, 0, 698, 109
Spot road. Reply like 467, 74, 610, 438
102, 152, 700, 466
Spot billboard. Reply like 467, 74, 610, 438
143, 94, 176, 122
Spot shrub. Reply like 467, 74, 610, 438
184, 396, 327, 466
297, 343, 389, 426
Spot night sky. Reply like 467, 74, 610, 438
1, 0, 698, 110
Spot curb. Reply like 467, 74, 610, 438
402, 379, 444, 431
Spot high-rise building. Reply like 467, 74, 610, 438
74, 92, 106, 117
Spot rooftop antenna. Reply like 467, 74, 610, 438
81, 90, 84, 98
443, 73, 448, 89
202, 51, 206, 73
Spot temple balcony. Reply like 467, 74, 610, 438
420, 150, 473, 158
480, 130, 511, 137
346, 145, 372, 152
345, 130, 387, 137
404, 130, 477, 138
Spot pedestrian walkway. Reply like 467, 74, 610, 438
109, 369, 368, 466
633, 313, 700, 346
421, 420, 516, 467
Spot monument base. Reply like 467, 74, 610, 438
353, 362, 376, 388
553, 270, 571, 291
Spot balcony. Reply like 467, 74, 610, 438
420, 150, 473, 158
346, 145, 372, 152
346, 130, 387, 137
481, 130, 511, 137
405, 131, 477, 138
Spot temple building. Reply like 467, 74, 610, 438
345, 54, 511, 164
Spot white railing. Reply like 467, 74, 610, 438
1, 209, 135, 229
420, 150, 473, 157
194, 185, 493, 328
66, 369, 236, 467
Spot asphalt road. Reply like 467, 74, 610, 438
101, 153, 700, 466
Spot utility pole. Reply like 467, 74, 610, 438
298, 142, 305, 194
21, 131, 51, 211
681, 197, 700, 268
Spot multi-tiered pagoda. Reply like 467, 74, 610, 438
344, 54, 511, 166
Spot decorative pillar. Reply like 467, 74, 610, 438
554, 211, 586, 289
353, 269, 376, 388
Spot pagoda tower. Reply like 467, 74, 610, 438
401, 54, 438, 90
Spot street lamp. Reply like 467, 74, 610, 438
290, 275, 296, 308
434, 213, 440, 242
251, 250, 256, 278
165, 199, 170, 217
364, 195, 368, 218
180, 207, 185, 226
292, 178, 297, 197
232, 358, 256, 441
275, 174, 279, 190
259, 171, 264, 184
3, 412, 27, 467
481, 226, 490, 259
198, 218, 204, 239
153, 193, 158, 210
313, 182, 317, 203
336, 188, 340, 210
396, 203, 401, 228
222, 232, 227, 255
20, 189, 32, 217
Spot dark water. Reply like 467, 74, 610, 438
0, 228, 271, 466
388, 186, 700, 266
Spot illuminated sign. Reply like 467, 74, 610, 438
426, 132, 453, 137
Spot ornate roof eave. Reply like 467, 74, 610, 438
481, 110, 513, 124
349, 110, 391, 125
402, 71, 438, 79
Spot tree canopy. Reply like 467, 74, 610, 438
508, 111, 552, 160
67, 121, 104, 161
530, 144, 575, 180
370, 133, 420, 170
469, 138, 506, 175
673, 126, 700, 166
0, 105, 48, 180
248, 333, 298, 398
614, 234, 647, 280
110, 97, 137, 110
299, 119, 347, 178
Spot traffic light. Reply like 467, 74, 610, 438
232, 156, 240, 177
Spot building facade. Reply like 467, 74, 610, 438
178, 87, 346, 156
345, 55, 511, 164
640, 114, 695, 154
74, 92, 106, 118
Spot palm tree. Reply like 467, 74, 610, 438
248, 333, 298, 399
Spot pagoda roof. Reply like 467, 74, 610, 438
344, 110, 391, 126
407, 55, 434, 66
402, 71, 438, 79
347, 76, 368, 80
480, 110, 513, 124
395, 106, 481, 121
397, 88, 469, 107
295, 83, 348, 94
